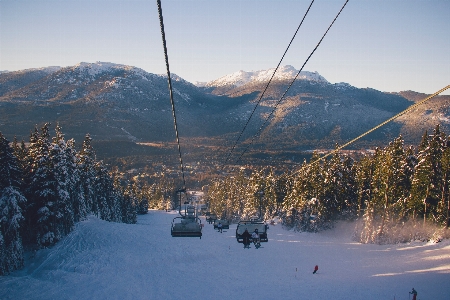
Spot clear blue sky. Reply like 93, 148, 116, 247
1, 0, 449, 94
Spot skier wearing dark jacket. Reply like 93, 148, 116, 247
242, 229, 251, 248
409, 288, 417, 300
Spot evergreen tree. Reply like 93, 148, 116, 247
21, 128, 39, 245
66, 138, 85, 223
354, 153, 377, 243
440, 139, 450, 227
114, 179, 136, 224
342, 155, 358, 216
359, 147, 387, 243
95, 161, 116, 221
281, 160, 307, 228
321, 147, 357, 221
0, 133, 26, 275
77, 134, 96, 220
410, 126, 444, 226
50, 124, 75, 237
135, 184, 149, 215
27, 124, 60, 247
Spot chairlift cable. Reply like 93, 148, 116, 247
235, 0, 350, 163
288, 84, 450, 179
157, 0, 186, 191
157, 2, 202, 237
220, 0, 316, 169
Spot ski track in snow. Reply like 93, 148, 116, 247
1, 210, 449, 300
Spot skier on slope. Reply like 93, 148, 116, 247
251, 229, 260, 248
409, 288, 417, 300
313, 265, 318, 274
242, 229, 251, 248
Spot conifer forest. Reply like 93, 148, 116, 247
1, 123, 450, 275
207, 124, 450, 244
0, 124, 161, 275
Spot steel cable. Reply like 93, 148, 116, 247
235, 0, 350, 163
157, 0, 186, 191
221, 0, 316, 169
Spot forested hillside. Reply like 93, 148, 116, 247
0, 124, 145, 275
207, 125, 450, 244
3, 124, 450, 275
2, 63, 450, 168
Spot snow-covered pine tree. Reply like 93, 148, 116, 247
281, 159, 308, 228
375, 138, 409, 243
322, 149, 342, 220
280, 159, 308, 229
208, 178, 224, 217
21, 128, 40, 245
354, 155, 374, 220
385, 137, 414, 227
12, 138, 30, 206
359, 147, 383, 243
235, 169, 252, 219
440, 139, 450, 227
50, 124, 75, 237
426, 125, 447, 226
11, 136, 26, 178
262, 168, 278, 220
354, 154, 375, 243
134, 181, 149, 215
248, 168, 267, 220
400, 145, 417, 220
409, 126, 444, 227
65, 138, 85, 223
0, 133, 27, 275
115, 180, 136, 224
95, 160, 115, 221
77, 134, 96, 219
301, 152, 325, 231
0, 134, 24, 197
27, 123, 61, 247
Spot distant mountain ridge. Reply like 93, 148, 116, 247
205, 65, 328, 88
1, 62, 449, 164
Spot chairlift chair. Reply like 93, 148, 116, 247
235, 219, 268, 243
171, 205, 202, 238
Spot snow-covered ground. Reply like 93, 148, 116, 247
1, 210, 449, 300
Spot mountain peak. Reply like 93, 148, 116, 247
70, 62, 140, 76
205, 65, 328, 88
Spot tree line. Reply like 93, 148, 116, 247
4, 123, 450, 274
0, 124, 147, 275
207, 125, 450, 244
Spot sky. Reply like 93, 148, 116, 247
1, 210, 449, 299
1, 0, 449, 95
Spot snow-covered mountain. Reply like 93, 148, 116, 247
204, 65, 328, 88
0, 66, 61, 75
1, 61, 450, 165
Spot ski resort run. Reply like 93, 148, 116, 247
1, 210, 449, 300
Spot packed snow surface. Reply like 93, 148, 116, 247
1, 210, 449, 300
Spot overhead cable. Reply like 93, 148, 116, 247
292, 84, 450, 176
221, 0, 316, 169
235, 0, 350, 163
157, 0, 186, 190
